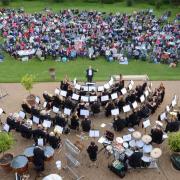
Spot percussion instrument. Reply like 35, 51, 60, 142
141, 156, 151, 167
129, 140, 136, 148
136, 140, 144, 148
44, 146, 55, 161
143, 144, 153, 154
106, 145, 113, 154
125, 149, 134, 157
11, 155, 28, 175
150, 148, 162, 159
123, 142, 129, 149
116, 137, 123, 144
23, 146, 35, 162
132, 131, 141, 140
142, 135, 152, 144
43, 174, 62, 180
114, 144, 125, 153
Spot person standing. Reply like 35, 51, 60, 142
86, 66, 98, 82
87, 141, 98, 167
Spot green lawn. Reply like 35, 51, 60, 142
0, 1, 179, 82
0, 56, 180, 82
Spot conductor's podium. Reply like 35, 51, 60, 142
113, 75, 149, 81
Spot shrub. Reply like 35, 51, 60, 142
101, 0, 115, 4
168, 132, 180, 152
84, 0, 99, 2
162, 0, 170, 4
0, 132, 14, 155
53, 0, 64, 2
126, 0, 133, 6
21, 74, 35, 94
147, 0, 155, 5
1, 0, 10, 6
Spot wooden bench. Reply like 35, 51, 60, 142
113, 75, 149, 81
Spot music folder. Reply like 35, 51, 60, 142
123, 105, 131, 113
89, 130, 100, 138
33, 116, 39, 124
111, 108, 119, 116
19, 111, 25, 119
64, 108, 71, 116
143, 119, 150, 128
80, 109, 89, 116
72, 93, 79, 100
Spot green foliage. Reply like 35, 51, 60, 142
0, 132, 14, 154
84, 0, 99, 2
1, 0, 10, 6
170, 0, 180, 5
162, 0, 170, 4
52, 0, 64, 2
101, 0, 115, 4
147, 0, 155, 5
168, 132, 180, 152
21, 74, 35, 93
155, 0, 162, 9
126, 0, 133, 6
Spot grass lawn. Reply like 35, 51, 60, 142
0, 1, 179, 82
0, 56, 180, 82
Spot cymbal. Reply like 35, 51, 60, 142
142, 135, 152, 144
132, 131, 142, 139
116, 137, 123, 144
150, 148, 162, 159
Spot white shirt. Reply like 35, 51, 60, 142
88, 69, 92, 76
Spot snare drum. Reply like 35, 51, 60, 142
44, 146, 54, 161
23, 146, 35, 162
11, 155, 28, 175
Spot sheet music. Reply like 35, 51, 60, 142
140, 95, 145, 102
98, 86, 104, 92
128, 84, 133, 90
54, 125, 63, 134
143, 119, 151, 128
144, 90, 149, 97
75, 84, 81, 90
121, 88, 127, 95
89, 96, 97, 102
60, 90, 67, 97
108, 79, 113, 86
43, 102, 47, 108
38, 138, 44, 146
3, 123, 10, 132
80, 109, 89, 116
43, 120, 51, 128
55, 88, 60, 95
72, 93, 79, 100
33, 116, 39, 124
123, 134, 132, 141
89, 130, 100, 138
128, 128, 135, 132
89, 86, 96, 92
172, 99, 176, 107
160, 112, 166, 121
64, 108, 71, 115
0, 108, 3, 115
111, 93, 118, 100
35, 96, 40, 104
100, 123, 106, 128
111, 108, 119, 116
53, 106, 59, 113
123, 105, 131, 113
82, 86, 88, 91
101, 95, 109, 102
104, 83, 110, 89
81, 96, 89, 102
98, 136, 106, 144
166, 105, 170, 112
130, 80, 134, 85
132, 101, 138, 109
19, 111, 25, 119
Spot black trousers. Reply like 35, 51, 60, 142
87, 75, 93, 82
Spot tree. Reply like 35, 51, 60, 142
126, 0, 133, 6
0, 132, 14, 156
21, 74, 35, 94
1, 0, 10, 6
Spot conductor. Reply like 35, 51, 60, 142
86, 66, 98, 82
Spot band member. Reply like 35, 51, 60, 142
86, 65, 98, 82
151, 123, 163, 144
47, 132, 61, 149
81, 117, 91, 132
87, 141, 98, 167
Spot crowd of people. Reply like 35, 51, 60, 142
0, 8, 179, 64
